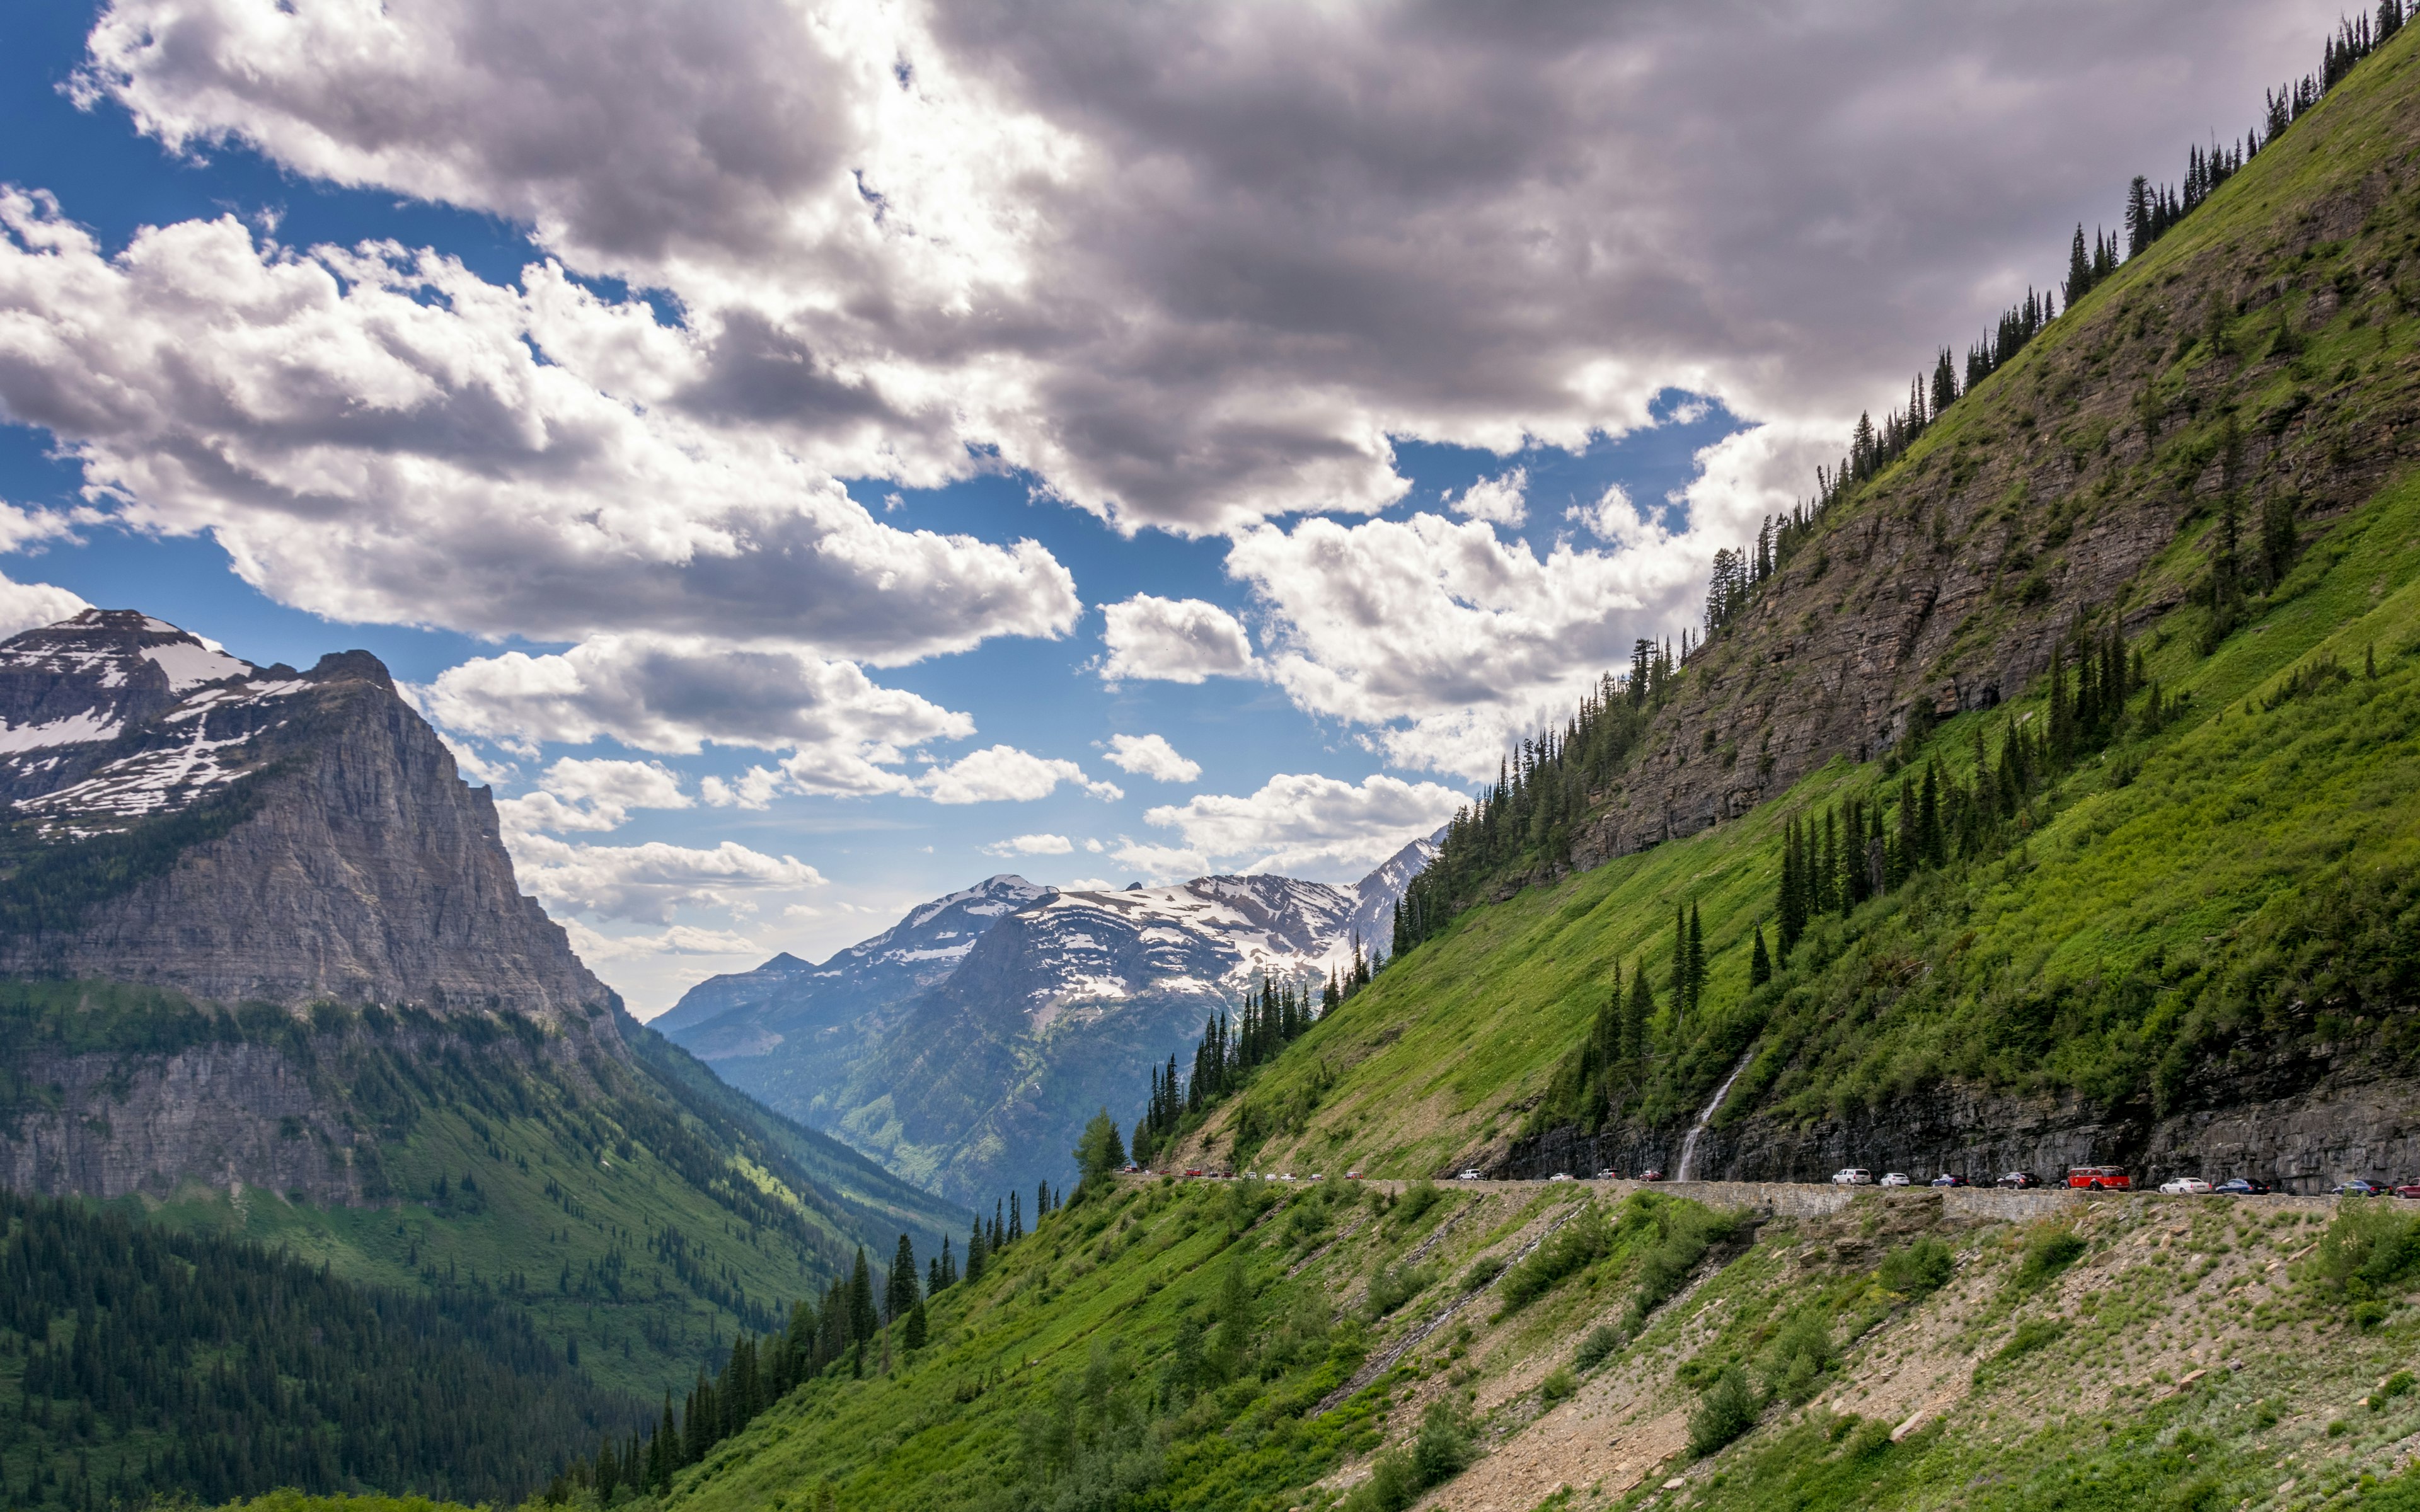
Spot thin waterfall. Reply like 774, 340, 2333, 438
1674, 1047, 1757, 1182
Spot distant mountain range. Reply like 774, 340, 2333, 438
657, 837, 1437, 1203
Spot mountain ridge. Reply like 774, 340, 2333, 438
660, 837, 1437, 1201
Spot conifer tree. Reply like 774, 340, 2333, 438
1749, 925, 1772, 989
1686, 903, 1705, 1016
1622, 964, 1653, 1065
848, 1248, 878, 1343
886, 1234, 918, 1324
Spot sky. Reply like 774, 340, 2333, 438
0, 0, 2340, 1013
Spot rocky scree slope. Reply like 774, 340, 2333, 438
591, 1176, 2420, 1512
665, 844, 1432, 1205
0, 610, 964, 1396
1167, 25, 2420, 1190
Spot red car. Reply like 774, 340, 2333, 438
2068, 1165, 2133, 1191
1639, 1169, 1666, 1183
2396, 1184, 2420, 1200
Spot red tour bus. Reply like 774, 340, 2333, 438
2067, 1165, 2132, 1191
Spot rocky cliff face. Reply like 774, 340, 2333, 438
0, 610, 611, 1021
0, 609, 625, 1203
1507, 1055, 2420, 1196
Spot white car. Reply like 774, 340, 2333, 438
1457, 1169, 1483, 1181
2158, 1177, 2215, 1195
1879, 1172, 1911, 1187
1831, 1168, 1874, 1186
1548, 1172, 1573, 1182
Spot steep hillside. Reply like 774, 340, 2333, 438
1158, 17, 2420, 1191
0, 612, 964, 1406
560, 1174, 2420, 1512
0, 1187, 629, 1511
664, 845, 1432, 1206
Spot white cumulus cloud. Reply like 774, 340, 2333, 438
495, 757, 692, 836
1100, 596, 1259, 684
918, 745, 1122, 805
983, 832, 1074, 857
1141, 770, 1465, 879
0, 572, 90, 640
1103, 732, 1201, 784
0, 192, 1079, 662
1447, 467, 1527, 526
509, 834, 824, 923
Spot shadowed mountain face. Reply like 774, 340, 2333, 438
0, 609, 608, 1019
661, 838, 1436, 1203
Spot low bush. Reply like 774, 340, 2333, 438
1501, 1203, 1613, 1311
2309, 1203, 2420, 1323
1573, 1324, 1622, 1373
2012, 1227, 2087, 1292
1878, 1235, 1956, 1298
1361, 1262, 1438, 1322
1974, 1317, 2066, 1385
1395, 1180, 1441, 1227
1460, 1255, 1507, 1292
1624, 1195, 1742, 1330
1688, 1365, 1760, 1458
1538, 1366, 1577, 1404
1758, 1310, 1833, 1405
1340, 1402, 1473, 1512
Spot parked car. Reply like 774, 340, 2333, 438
2158, 1177, 2214, 1195
1639, 1169, 1666, 1183
1931, 1173, 1969, 1188
1831, 1168, 1874, 1186
1997, 1171, 2044, 1189
1345, 1170, 1363, 1179
2331, 1179, 2387, 1196
1457, 1169, 1483, 1181
2068, 1165, 2133, 1191
2215, 1177, 2273, 1196
2395, 1184, 2420, 1200
1596, 1169, 1618, 1179
1548, 1172, 1573, 1182
1879, 1172, 1911, 1187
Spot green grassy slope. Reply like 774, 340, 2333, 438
1189, 461, 2420, 1179
3, 991, 963, 1404
497, 1176, 2420, 1512
1160, 19, 2420, 1181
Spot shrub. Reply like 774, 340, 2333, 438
1460, 1255, 1507, 1292
2371, 1372, 2416, 1411
1501, 1203, 1613, 1311
1877, 1235, 1956, 1298
1974, 1318, 2066, 1385
1361, 1263, 1438, 1322
1538, 1366, 1577, 1404
1573, 1324, 1622, 1373
1688, 1365, 1760, 1458
1623, 1195, 1742, 1330
1411, 1401, 1475, 1484
1758, 1310, 1833, 1404
2012, 1228, 2087, 1292
1395, 1180, 1441, 1227
1346, 1402, 1475, 1511
2310, 1203, 2420, 1322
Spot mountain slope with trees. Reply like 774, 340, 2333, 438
1158, 3, 2420, 1190
0, 615, 965, 1424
